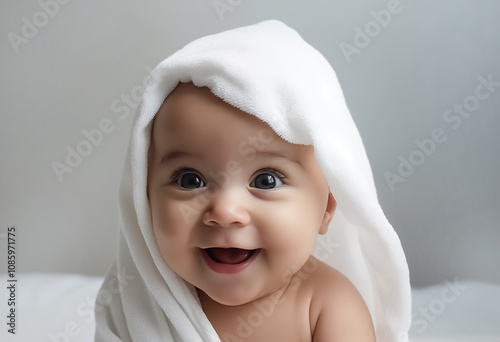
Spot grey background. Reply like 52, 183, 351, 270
1, 0, 499, 288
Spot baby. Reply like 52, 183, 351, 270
94, 20, 411, 342
146, 82, 375, 341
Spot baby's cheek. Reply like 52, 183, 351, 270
149, 203, 176, 248
279, 201, 323, 244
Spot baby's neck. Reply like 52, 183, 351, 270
196, 267, 314, 342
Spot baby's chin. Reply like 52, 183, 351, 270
196, 283, 282, 308
197, 286, 257, 307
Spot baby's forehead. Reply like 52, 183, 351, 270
152, 83, 274, 138
149, 83, 318, 166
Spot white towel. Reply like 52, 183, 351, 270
94, 19, 411, 342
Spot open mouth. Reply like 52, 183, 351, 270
201, 247, 260, 274
205, 248, 257, 264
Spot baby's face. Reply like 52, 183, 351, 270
147, 83, 335, 306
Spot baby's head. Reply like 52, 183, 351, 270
94, 21, 410, 341
147, 82, 336, 306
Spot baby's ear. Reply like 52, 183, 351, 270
319, 193, 336, 235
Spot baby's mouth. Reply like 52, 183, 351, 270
204, 247, 257, 264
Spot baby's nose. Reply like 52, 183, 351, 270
201, 189, 251, 228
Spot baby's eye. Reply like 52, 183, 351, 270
250, 170, 284, 189
173, 171, 206, 189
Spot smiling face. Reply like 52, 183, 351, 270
147, 82, 336, 306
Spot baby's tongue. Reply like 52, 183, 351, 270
207, 248, 253, 264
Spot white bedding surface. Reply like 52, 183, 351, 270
409, 280, 500, 341
1, 273, 499, 341
2, 273, 102, 342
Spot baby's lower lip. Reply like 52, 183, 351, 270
200, 248, 260, 274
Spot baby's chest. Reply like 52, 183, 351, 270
212, 296, 313, 342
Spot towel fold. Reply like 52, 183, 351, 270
95, 19, 411, 342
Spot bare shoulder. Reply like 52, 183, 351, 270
307, 257, 376, 342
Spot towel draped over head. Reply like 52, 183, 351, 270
94, 20, 411, 342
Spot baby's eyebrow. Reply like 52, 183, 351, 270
158, 150, 302, 166
159, 151, 198, 165
255, 150, 301, 165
